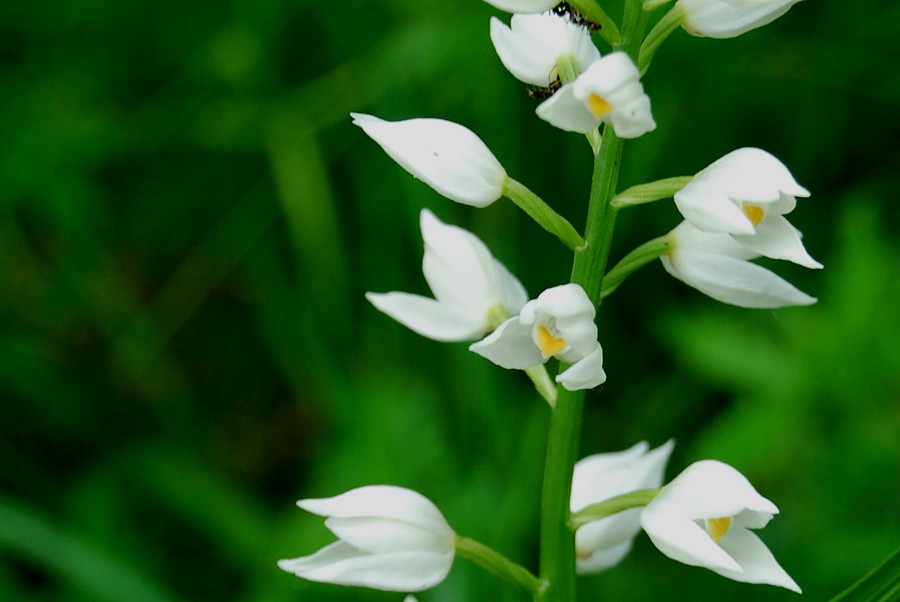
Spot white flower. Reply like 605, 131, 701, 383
676, 0, 804, 39
469, 283, 605, 390
367, 209, 528, 341
662, 220, 816, 308
640, 461, 801, 592
278, 485, 456, 592
490, 12, 601, 87
536, 52, 655, 139
674, 148, 820, 269
482, 0, 560, 13
571, 441, 674, 573
351, 113, 508, 208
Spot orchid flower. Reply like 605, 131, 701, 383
674, 148, 821, 269
490, 12, 600, 87
641, 461, 801, 592
278, 485, 456, 592
351, 114, 508, 208
469, 283, 605, 391
676, 0, 804, 39
367, 209, 528, 342
535, 52, 656, 139
662, 220, 816, 308
571, 441, 674, 573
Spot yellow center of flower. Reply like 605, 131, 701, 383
587, 94, 613, 118
742, 203, 765, 226
706, 517, 732, 543
536, 324, 568, 358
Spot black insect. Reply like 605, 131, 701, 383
527, 77, 562, 100
552, 1, 603, 32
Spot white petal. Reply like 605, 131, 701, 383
640, 501, 743, 573
351, 113, 506, 207
571, 441, 674, 572
326, 515, 453, 555
662, 250, 817, 308
469, 317, 544, 369
607, 93, 656, 139
297, 486, 451, 534
654, 461, 779, 521
521, 283, 594, 324
675, 180, 756, 235
366, 292, 487, 342
576, 539, 633, 574
678, 0, 802, 39
700, 148, 809, 201
536, 83, 600, 134
420, 209, 506, 315
490, 15, 562, 87
715, 527, 802, 592
557, 344, 606, 390
571, 442, 651, 509
278, 541, 453, 592
734, 214, 823, 269
481, 0, 560, 13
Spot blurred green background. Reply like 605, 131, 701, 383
1, 0, 898, 600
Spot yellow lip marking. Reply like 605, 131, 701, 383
706, 517, 732, 543
587, 94, 613, 118
743, 204, 765, 226
536, 324, 568, 358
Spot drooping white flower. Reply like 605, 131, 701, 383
674, 148, 821, 269
536, 52, 655, 139
490, 12, 600, 87
469, 283, 605, 390
640, 461, 801, 592
367, 209, 528, 342
676, 0, 804, 39
278, 485, 456, 593
351, 113, 508, 208
662, 220, 816, 308
571, 441, 674, 573
482, 0, 560, 13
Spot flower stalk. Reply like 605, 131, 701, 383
503, 178, 586, 251
570, 489, 659, 529
537, 2, 651, 600
600, 235, 671, 300
455, 536, 545, 596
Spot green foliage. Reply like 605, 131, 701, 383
0, 0, 897, 600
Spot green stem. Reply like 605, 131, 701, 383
503, 178, 585, 251
569, 489, 658, 529
638, 5, 684, 75
455, 536, 545, 596
536, 3, 651, 601
527, 365, 559, 408
612, 176, 692, 209
600, 235, 671, 300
